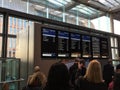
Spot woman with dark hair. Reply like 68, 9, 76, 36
75, 60, 107, 90
44, 63, 70, 90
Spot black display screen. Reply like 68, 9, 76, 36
100, 38, 109, 58
92, 37, 100, 58
82, 35, 91, 58
70, 33, 81, 57
58, 31, 69, 57
41, 28, 57, 57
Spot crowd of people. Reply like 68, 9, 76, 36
3, 58, 120, 90
21, 58, 120, 90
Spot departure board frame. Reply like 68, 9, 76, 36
70, 32, 81, 58
41, 27, 57, 58
92, 36, 100, 58
57, 30, 70, 58
81, 35, 92, 58
100, 37, 109, 59
41, 27, 109, 59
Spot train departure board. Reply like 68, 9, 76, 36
58, 31, 69, 57
100, 38, 109, 58
92, 37, 100, 58
70, 33, 81, 57
82, 35, 91, 58
41, 28, 57, 57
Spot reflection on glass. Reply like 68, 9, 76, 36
8, 17, 28, 35
0, 58, 20, 90
111, 48, 119, 59
5, 59, 19, 80
7, 38, 16, 57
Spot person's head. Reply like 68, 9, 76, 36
84, 60, 103, 83
47, 63, 69, 88
116, 64, 120, 73
2, 83, 9, 90
80, 60, 85, 67
34, 66, 40, 72
108, 59, 112, 64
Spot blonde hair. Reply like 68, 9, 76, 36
28, 71, 47, 87
84, 60, 103, 83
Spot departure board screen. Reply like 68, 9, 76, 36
100, 38, 109, 58
58, 31, 69, 57
70, 33, 81, 57
92, 37, 100, 58
41, 28, 57, 57
82, 35, 91, 58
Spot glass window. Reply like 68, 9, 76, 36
8, 17, 29, 35
111, 37, 118, 47
114, 19, 120, 35
110, 37, 119, 60
0, 37, 2, 57
111, 48, 119, 60
0, 14, 3, 33
2, 0, 27, 13
91, 16, 111, 32
7, 38, 16, 57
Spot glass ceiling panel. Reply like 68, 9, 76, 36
24, 0, 104, 19
47, 0, 72, 7
71, 4, 102, 16
98, 0, 120, 8
28, 0, 72, 9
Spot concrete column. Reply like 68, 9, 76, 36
110, 14, 114, 33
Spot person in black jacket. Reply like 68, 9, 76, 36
75, 60, 107, 90
103, 60, 114, 86
69, 58, 80, 87
75, 59, 86, 78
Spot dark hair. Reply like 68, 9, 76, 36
46, 63, 69, 90
80, 60, 85, 65
116, 64, 120, 70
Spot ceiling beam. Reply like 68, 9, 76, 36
110, 5, 120, 13
58, 1, 79, 11
72, 0, 109, 12
65, 2, 80, 11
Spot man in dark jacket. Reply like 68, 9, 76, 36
103, 60, 114, 86
69, 58, 79, 86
